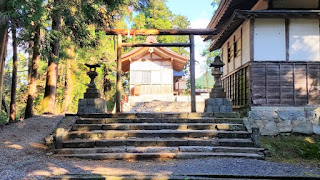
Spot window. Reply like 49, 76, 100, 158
228, 43, 234, 63
234, 38, 242, 58
131, 70, 151, 84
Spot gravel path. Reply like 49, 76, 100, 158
0, 115, 320, 179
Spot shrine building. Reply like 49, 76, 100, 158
120, 36, 188, 101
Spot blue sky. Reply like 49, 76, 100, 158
166, 0, 215, 77
166, 0, 214, 22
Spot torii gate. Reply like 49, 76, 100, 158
104, 29, 217, 113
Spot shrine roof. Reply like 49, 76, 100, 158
120, 36, 189, 72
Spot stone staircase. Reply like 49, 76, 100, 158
54, 113, 265, 160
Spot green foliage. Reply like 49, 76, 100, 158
2, 0, 192, 115
261, 136, 320, 165
211, 0, 221, 7
0, 110, 8, 125
131, 0, 190, 55
201, 42, 221, 71
195, 72, 214, 89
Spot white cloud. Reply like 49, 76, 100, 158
191, 18, 210, 29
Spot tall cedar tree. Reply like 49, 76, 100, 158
25, 25, 40, 118
0, 1, 8, 113
9, 21, 18, 122
24, 0, 46, 118
42, 0, 61, 114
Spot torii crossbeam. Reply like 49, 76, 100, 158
104, 29, 217, 113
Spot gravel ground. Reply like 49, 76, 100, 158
0, 115, 320, 179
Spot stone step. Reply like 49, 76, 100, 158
71, 123, 246, 131
62, 138, 221, 148
78, 112, 240, 119
79, 113, 216, 119
67, 130, 251, 139
218, 138, 254, 147
55, 152, 264, 160
76, 118, 244, 124
57, 146, 265, 155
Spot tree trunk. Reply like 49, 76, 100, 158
25, 26, 40, 119
64, 44, 75, 113
2, 95, 9, 114
9, 22, 18, 122
42, 0, 61, 114
27, 41, 34, 85
0, 25, 8, 113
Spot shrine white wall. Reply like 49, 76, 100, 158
254, 18, 286, 61
289, 19, 320, 61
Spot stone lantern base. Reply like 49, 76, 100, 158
204, 98, 232, 113
77, 98, 108, 114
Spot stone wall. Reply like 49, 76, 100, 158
245, 106, 320, 135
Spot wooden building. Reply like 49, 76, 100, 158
206, 0, 320, 108
120, 36, 188, 101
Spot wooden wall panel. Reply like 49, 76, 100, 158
223, 62, 320, 107
280, 64, 294, 105
266, 64, 280, 104
307, 64, 320, 104
294, 65, 308, 105
249, 62, 320, 106
251, 64, 266, 105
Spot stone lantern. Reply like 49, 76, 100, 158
204, 56, 232, 113
84, 64, 101, 98
209, 56, 226, 98
77, 64, 108, 114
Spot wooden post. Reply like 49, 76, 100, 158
116, 34, 122, 113
190, 34, 196, 112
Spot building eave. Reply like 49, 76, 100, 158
209, 10, 320, 51
204, 0, 258, 40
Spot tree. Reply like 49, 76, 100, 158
9, 21, 18, 122
0, 0, 9, 114
41, 0, 144, 114
0, 26, 8, 114
2, 0, 25, 122
24, 0, 47, 118
25, 25, 41, 118
42, 0, 62, 114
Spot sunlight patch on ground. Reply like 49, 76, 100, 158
3, 141, 23, 150
305, 137, 316, 144
75, 166, 160, 176
72, 165, 173, 179
29, 170, 52, 176
29, 142, 48, 150
28, 163, 69, 177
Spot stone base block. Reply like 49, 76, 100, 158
204, 98, 232, 113
78, 98, 108, 114
248, 106, 320, 135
